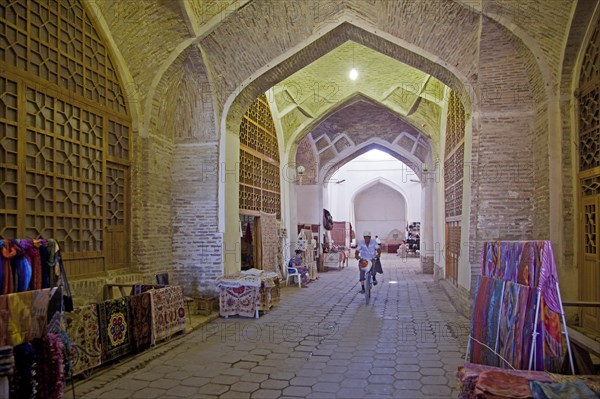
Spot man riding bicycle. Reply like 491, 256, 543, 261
355, 231, 383, 294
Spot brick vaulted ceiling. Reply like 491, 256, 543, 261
271, 41, 444, 143
92, 0, 578, 149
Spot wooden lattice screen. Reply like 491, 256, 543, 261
0, 0, 131, 276
444, 90, 466, 284
578, 16, 600, 332
239, 94, 281, 219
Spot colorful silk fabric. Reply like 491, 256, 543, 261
473, 241, 564, 372
259, 211, 279, 274
470, 276, 504, 367
149, 286, 186, 344
64, 304, 102, 376
130, 292, 152, 352
98, 297, 133, 363
219, 286, 261, 318
0, 288, 52, 346
1, 239, 55, 295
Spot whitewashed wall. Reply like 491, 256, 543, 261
325, 151, 422, 240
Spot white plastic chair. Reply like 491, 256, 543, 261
286, 267, 302, 288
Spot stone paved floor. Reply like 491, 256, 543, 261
76, 255, 469, 399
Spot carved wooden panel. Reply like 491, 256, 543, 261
444, 90, 465, 155
239, 94, 281, 219
445, 221, 461, 285
584, 201, 597, 255
444, 90, 465, 221
444, 143, 464, 218
0, 0, 131, 276
579, 16, 600, 332
579, 87, 600, 171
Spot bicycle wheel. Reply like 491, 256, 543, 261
365, 272, 371, 305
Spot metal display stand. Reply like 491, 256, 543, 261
466, 241, 574, 374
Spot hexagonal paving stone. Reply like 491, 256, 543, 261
251, 349, 272, 356
373, 359, 396, 368
368, 374, 394, 384
394, 379, 423, 390
306, 393, 336, 399
241, 373, 269, 383
283, 385, 312, 397
131, 387, 166, 399
335, 388, 367, 399
221, 391, 251, 399
365, 383, 394, 395
420, 375, 448, 385
231, 381, 261, 393
181, 376, 211, 387
419, 360, 443, 368
270, 372, 295, 381
165, 385, 199, 397
295, 368, 321, 378
394, 371, 422, 380
290, 376, 317, 386
197, 383, 229, 396
225, 367, 250, 376
251, 389, 282, 399
317, 373, 344, 383
98, 389, 136, 399
396, 364, 420, 372
312, 382, 339, 393
261, 379, 290, 390
420, 367, 446, 376
211, 374, 241, 385
421, 384, 452, 396
340, 378, 368, 389
149, 378, 180, 390
131, 372, 165, 382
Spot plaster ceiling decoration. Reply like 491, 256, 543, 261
271, 41, 446, 146
294, 97, 432, 185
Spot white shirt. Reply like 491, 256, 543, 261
357, 239, 378, 259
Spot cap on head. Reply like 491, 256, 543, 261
363, 231, 371, 237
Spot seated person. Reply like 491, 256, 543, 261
397, 240, 408, 258
288, 250, 309, 287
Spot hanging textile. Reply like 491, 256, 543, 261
0, 346, 13, 399
244, 222, 253, 242
148, 286, 186, 344
10, 342, 36, 399
64, 304, 102, 376
330, 222, 346, 245
98, 297, 133, 363
1, 240, 18, 294
0, 288, 52, 346
130, 292, 153, 353
471, 241, 564, 372
259, 212, 279, 274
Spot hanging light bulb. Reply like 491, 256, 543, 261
349, 41, 358, 80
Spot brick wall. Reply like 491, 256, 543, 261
171, 143, 222, 294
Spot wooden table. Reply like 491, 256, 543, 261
103, 283, 138, 300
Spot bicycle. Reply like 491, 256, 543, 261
359, 258, 375, 305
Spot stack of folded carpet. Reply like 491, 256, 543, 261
0, 346, 13, 399
457, 363, 600, 398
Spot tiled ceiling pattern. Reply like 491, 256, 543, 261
294, 98, 431, 185
272, 41, 445, 146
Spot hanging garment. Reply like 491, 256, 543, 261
1, 241, 18, 294
13, 252, 32, 292
323, 209, 333, 230
245, 222, 253, 242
